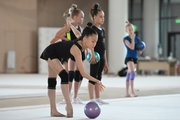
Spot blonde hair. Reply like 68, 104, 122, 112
63, 4, 82, 18
126, 21, 135, 30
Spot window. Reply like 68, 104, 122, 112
128, 0, 144, 39
159, 0, 180, 58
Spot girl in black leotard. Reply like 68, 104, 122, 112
40, 23, 105, 118
88, 3, 109, 105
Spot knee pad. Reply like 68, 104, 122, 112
129, 71, 136, 80
68, 71, 74, 82
59, 70, 68, 84
74, 70, 81, 82
126, 73, 130, 82
79, 74, 83, 81
48, 78, 57, 89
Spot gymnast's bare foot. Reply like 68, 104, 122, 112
51, 111, 66, 117
131, 94, 138, 97
125, 94, 131, 97
65, 105, 73, 118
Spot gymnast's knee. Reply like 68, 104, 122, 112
126, 72, 131, 82
79, 74, 83, 81
68, 71, 74, 82
74, 70, 81, 82
59, 70, 69, 84
48, 78, 57, 89
129, 71, 136, 80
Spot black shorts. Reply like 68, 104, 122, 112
124, 58, 138, 65
60, 58, 69, 63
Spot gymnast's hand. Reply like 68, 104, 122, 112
66, 17, 74, 25
130, 33, 136, 40
98, 81, 105, 92
104, 63, 108, 72
90, 54, 97, 64
138, 50, 143, 54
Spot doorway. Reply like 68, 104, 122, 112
167, 32, 180, 60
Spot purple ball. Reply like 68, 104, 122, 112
84, 101, 101, 119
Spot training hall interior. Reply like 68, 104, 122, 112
0, 0, 180, 120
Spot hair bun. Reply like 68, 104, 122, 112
71, 4, 77, 10
69, 4, 77, 13
87, 22, 93, 27
94, 3, 99, 10
126, 21, 130, 24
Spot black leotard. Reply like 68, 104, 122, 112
89, 26, 106, 84
61, 26, 85, 62
40, 40, 83, 62
92, 25, 106, 58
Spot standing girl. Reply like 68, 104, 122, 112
123, 21, 143, 97
88, 3, 109, 104
58, 4, 85, 104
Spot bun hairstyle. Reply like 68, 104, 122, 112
126, 21, 130, 25
78, 22, 97, 40
126, 21, 134, 29
87, 22, 93, 27
63, 4, 81, 18
89, 3, 102, 21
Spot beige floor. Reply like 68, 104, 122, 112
0, 74, 180, 120
0, 74, 180, 108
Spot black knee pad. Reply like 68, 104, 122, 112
74, 70, 81, 82
79, 73, 83, 81
59, 70, 68, 84
68, 71, 74, 82
48, 78, 57, 89
89, 75, 101, 85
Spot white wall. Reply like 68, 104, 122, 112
143, 0, 159, 58
108, 0, 127, 73
38, 27, 60, 74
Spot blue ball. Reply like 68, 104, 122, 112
135, 41, 146, 50
84, 101, 101, 119
86, 52, 100, 63
86, 53, 92, 61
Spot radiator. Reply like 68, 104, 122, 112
7, 50, 16, 69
